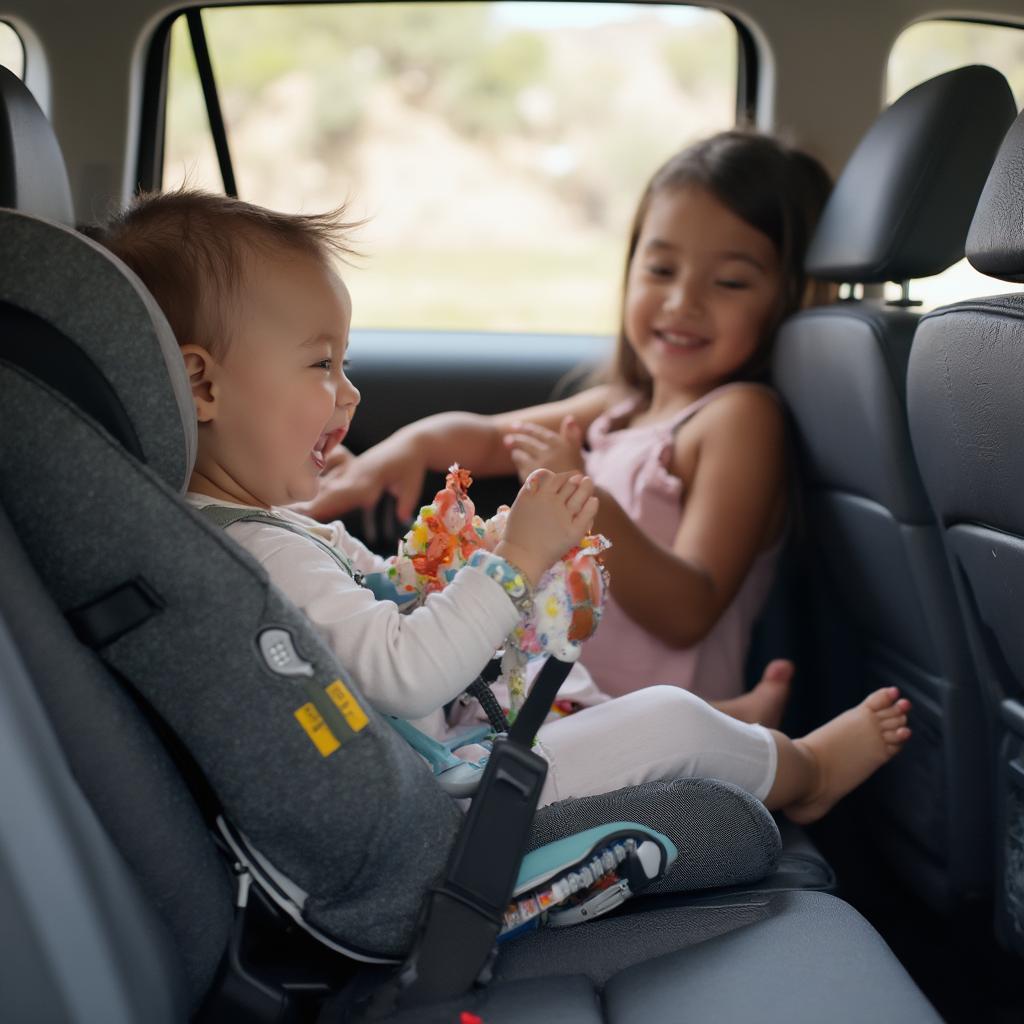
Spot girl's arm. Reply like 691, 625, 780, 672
595, 389, 787, 648
302, 384, 618, 522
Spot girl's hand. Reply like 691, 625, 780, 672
295, 436, 427, 523
495, 469, 598, 585
503, 416, 585, 482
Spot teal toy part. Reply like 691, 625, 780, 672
362, 570, 419, 607
498, 823, 678, 941
514, 822, 677, 895
385, 717, 493, 798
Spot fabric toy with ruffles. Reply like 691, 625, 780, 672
364, 465, 609, 719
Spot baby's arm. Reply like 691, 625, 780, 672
230, 467, 596, 718
236, 521, 520, 719
594, 388, 787, 648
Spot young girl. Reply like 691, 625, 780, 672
304, 131, 833, 719
96, 187, 908, 827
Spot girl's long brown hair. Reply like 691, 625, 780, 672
606, 130, 833, 399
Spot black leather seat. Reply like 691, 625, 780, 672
908, 103, 1024, 956
773, 65, 1016, 913
0, 61, 73, 222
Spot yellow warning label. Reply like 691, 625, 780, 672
326, 679, 369, 733
294, 702, 340, 757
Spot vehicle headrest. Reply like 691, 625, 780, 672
966, 105, 1024, 282
0, 66, 74, 225
0, 209, 197, 490
806, 65, 1015, 284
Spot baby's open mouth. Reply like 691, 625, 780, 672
311, 427, 347, 471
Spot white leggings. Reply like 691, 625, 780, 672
532, 685, 778, 808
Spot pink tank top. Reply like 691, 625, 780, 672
580, 383, 782, 701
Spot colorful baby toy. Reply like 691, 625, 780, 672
364, 465, 610, 719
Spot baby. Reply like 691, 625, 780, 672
95, 188, 910, 821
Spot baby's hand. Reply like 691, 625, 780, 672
503, 416, 585, 482
495, 469, 598, 585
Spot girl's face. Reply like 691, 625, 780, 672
195, 251, 361, 507
624, 185, 783, 399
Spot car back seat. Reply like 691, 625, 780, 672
773, 65, 1016, 912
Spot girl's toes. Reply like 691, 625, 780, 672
865, 687, 900, 711
878, 709, 908, 728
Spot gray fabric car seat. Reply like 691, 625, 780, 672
773, 65, 1016, 913
908, 103, 1024, 957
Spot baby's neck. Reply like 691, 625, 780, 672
188, 468, 270, 509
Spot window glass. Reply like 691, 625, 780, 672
163, 3, 739, 332
0, 22, 25, 78
886, 20, 1024, 307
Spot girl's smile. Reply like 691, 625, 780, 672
651, 327, 712, 353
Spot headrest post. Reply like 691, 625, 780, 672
886, 279, 922, 309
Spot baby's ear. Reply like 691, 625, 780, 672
179, 344, 217, 423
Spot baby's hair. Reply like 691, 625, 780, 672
94, 188, 361, 357
607, 130, 833, 396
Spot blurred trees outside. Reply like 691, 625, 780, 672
164, 3, 736, 332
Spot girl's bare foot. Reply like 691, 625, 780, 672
784, 687, 911, 825
714, 659, 793, 729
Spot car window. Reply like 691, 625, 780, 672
162, 3, 742, 334
887, 19, 1024, 307
0, 21, 24, 78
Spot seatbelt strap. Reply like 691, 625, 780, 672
508, 656, 575, 747
367, 656, 573, 1016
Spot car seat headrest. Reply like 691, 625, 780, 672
966, 105, 1024, 282
0, 209, 197, 490
0, 66, 74, 225
806, 65, 1016, 284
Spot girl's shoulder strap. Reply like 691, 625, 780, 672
668, 381, 779, 432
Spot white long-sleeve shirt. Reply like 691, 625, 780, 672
185, 493, 520, 723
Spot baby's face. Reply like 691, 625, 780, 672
203, 251, 359, 506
